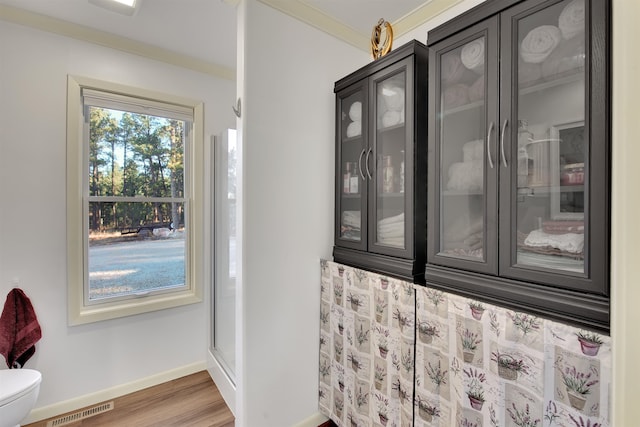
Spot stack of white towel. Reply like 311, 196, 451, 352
341, 210, 361, 240
377, 213, 404, 247
447, 140, 484, 193
519, 0, 585, 81
377, 81, 405, 129
346, 101, 362, 138
461, 38, 485, 74
524, 229, 584, 255
441, 38, 486, 109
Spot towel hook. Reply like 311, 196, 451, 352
232, 98, 241, 118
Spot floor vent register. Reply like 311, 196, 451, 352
46, 401, 114, 427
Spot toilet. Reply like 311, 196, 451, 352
0, 369, 41, 427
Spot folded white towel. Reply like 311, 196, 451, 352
519, 60, 543, 84
378, 223, 404, 236
377, 236, 404, 247
559, 0, 585, 40
461, 38, 485, 73
442, 53, 466, 84
446, 160, 484, 192
346, 121, 361, 138
541, 36, 585, 78
521, 25, 561, 63
342, 210, 361, 228
378, 213, 404, 226
349, 101, 362, 121
378, 228, 404, 239
443, 83, 469, 109
463, 140, 483, 163
381, 110, 403, 128
381, 84, 405, 112
524, 229, 584, 254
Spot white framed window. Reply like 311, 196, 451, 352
67, 75, 204, 325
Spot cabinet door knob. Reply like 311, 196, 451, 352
500, 119, 509, 168
487, 121, 495, 169
365, 148, 373, 180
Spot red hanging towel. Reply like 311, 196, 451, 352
0, 288, 42, 368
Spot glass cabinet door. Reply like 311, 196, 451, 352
336, 85, 368, 250
500, 0, 589, 285
368, 57, 416, 258
428, 18, 499, 275
371, 69, 408, 252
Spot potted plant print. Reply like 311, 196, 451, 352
508, 312, 541, 336
376, 394, 390, 426
415, 396, 441, 422
569, 414, 602, 427
338, 266, 345, 277
334, 281, 343, 305
355, 324, 370, 348
353, 269, 368, 287
460, 418, 479, 427
561, 365, 599, 410
375, 295, 388, 323
418, 321, 440, 344
374, 364, 386, 390
338, 319, 344, 335
380, 277, 389, 290
507, 402, 541, 427
492, 350, 529, 381
378, 340, 389, 359
334, 396, 344, 419
334, 341, 343, 363
460, 328, 482, 363
464, 368, 486, 411
392, 308, 413, 333
576, 331, 604, 356
347, 353, 362, 373
469, 301, 485, 320
347, 292, 364, 312
426, 359, 448, 390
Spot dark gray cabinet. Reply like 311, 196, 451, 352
333, 40, 428, 283
426, 0, 610, 331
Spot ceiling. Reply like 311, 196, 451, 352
0, 0, 459, 78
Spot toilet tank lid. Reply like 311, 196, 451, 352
0, 369, 41, 406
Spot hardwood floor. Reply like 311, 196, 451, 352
25, 371, 234, 427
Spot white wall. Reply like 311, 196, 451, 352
237, 1, 368, 425
0, 19, 236, 417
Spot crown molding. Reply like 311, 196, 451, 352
0, 4, 235, 81
258, 0, 464, 53
257, 0, 370, 51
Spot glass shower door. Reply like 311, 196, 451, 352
212, 129, 237, 383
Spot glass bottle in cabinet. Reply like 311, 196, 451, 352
427, 0, 610, 331
334, 40, 428, 283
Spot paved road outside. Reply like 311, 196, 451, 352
89, 237, 185, 299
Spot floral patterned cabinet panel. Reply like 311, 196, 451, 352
321, 261, 611, 427
320, 261, 416, 427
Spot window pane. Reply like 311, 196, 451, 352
88, 201, 186, 301
88, 107, 185, 198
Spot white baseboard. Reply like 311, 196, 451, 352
24, 361, 206, 424
293, 411, 329, 427
206, 349, 236, 415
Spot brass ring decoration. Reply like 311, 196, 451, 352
371, 18, 393, 59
